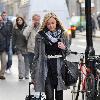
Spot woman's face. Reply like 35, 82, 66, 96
17, 18, 23, 25
46, 17, 57, 32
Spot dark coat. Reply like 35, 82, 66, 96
31, 31, 70, 92
12, 24, 27, 54
0, 20, 13, 52
3, 19, 13, 52
0, 22, 6, 52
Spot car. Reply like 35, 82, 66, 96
69, 16, 86, 32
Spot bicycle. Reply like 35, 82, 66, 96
70, 51, 96, 100
69, 51, 86, 100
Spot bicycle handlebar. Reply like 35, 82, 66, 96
69, 51, 85, 62
70, 51, 84, 55
70, 51, 100, 63
87, 55, 100, 63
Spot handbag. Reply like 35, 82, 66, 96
61, 59, 79, 86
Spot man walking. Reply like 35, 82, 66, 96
23, 14, 41, 73
1, 11, 13, 71
0, 15, 7, 79
0, 11, 13, 79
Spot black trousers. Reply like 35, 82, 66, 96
45, 58, 63, 100
45, 79, 63, 100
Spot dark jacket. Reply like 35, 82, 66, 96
12, 24, 27, 54
0, 19, 13, 52
91, 17, 96, 30
0, 22, 6, 52
31, 31, 70, 92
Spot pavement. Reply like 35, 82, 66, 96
0, 56, 73, 100
76, 30, 100, 38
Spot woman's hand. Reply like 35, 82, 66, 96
58, 42, 66, 50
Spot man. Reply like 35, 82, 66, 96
1, 11, 13, 71
23, 14, 41, 73
0, 11, 13, 79
97, 13, 100, 30
91, 15, 96, 37
0, 15, 7, 79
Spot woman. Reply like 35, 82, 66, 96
31, 13, 69, 100
13, 17, 29, 79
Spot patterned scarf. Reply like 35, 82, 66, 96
39, 29, 62, 45
45, 29, 62, 44
45, 30, 61, 43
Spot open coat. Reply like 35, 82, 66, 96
31, 31, 69, 92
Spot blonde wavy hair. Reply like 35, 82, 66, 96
40, 12, 65, 31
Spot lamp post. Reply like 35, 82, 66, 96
85, 1, 97, 99
85, 0, 95, 68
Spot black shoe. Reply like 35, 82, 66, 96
19, 76, 23, 79
0, 76, 6, 80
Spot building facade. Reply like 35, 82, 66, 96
0, 0, 29, 18
66, 0, 100, 17
0, 0, 100, 17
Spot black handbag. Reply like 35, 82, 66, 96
61, 60, 79, 86
25, 82, 46, 100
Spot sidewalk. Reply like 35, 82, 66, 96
76, 30, 100, 38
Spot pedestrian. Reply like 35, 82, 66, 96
12, 16, 29, 79
23, 14, 41, 74
91, 16, 96, 37
97, 13, 100, 30
31, 12, 69, 100
1, 11, 13, 71
0, 15, 7, 80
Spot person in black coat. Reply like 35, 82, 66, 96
91, 16, 96, 36
1, 11, 13, 71
0, 15, 8, 79
12, 16, 29, 79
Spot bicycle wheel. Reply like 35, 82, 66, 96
85, 73, 95, 100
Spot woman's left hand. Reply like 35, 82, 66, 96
58, 42, 66, 50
